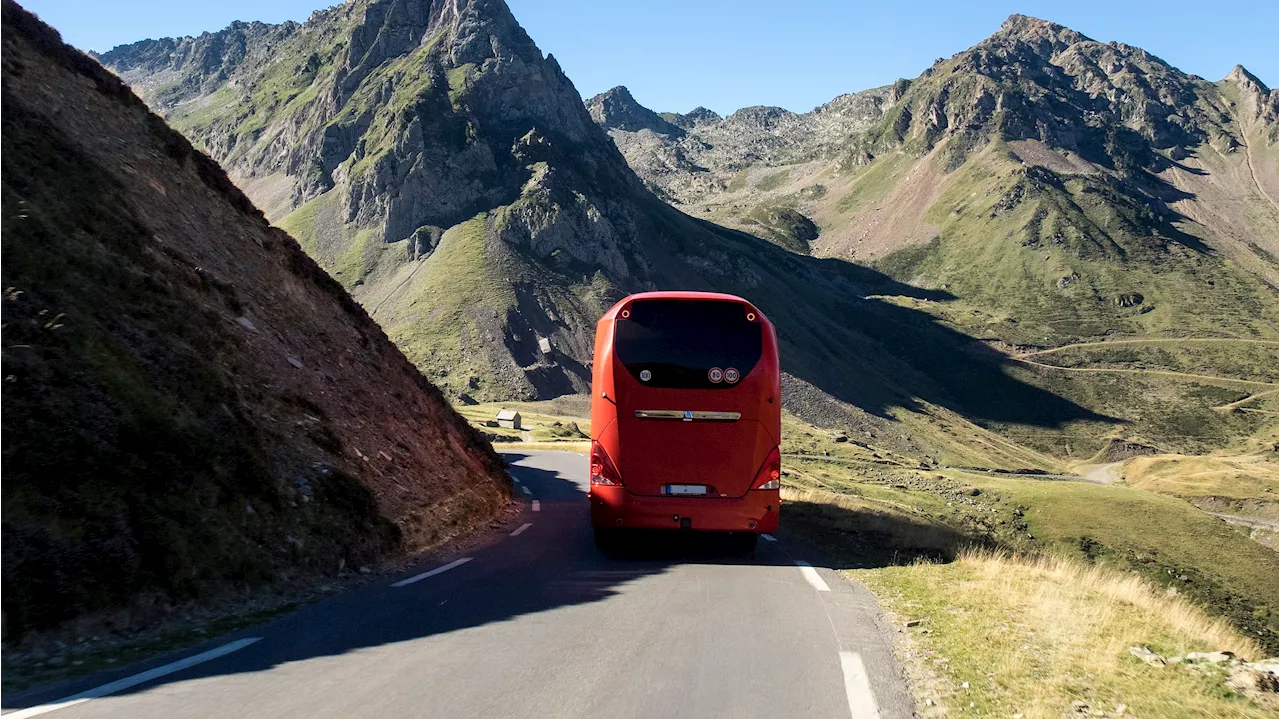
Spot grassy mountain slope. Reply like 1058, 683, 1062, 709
1, 1, 508, 638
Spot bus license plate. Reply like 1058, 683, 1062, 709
665, 484, 707, 496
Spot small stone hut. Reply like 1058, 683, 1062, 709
495, 409, 522, 429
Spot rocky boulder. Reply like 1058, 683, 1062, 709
585, 85, 684, 136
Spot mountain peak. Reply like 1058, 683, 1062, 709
724, 105, 796, 131
1222, 64, 1277, 124
585, 85, 683, 136
1225, 64, 1272, 93
682, 107, 722, 125
990, 13, 1091, 55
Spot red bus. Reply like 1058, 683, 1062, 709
588, 291, 781, 549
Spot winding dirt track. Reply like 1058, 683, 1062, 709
1017, 337, 1280, 359
1011, 357, 1278, 389
1012, 338, 1280, 397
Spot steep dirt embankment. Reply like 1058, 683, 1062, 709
0, 1, 508, 640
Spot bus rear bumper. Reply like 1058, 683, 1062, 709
588, 486, 780, 533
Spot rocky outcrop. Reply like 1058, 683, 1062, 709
1224, 65, 1278, 125
585, 86, 684, 136
90, 20, 299, 98
591, 87, 893, 204
100, 0, 620, 240
672, 106, 723, 128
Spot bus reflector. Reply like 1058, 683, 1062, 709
753, 447, 781, 490
590, 441, 622, 486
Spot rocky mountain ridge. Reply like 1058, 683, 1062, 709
596, 15, 1278, 212
585, 85, 683, 136
586, 14, 1279, 461
590, 83, 895, 203
592, 15, 1278, 296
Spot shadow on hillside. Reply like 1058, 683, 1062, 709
779, 496, 979, 569
3, 451, 973, 712
681, 217, 1116, 429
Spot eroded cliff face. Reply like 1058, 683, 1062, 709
2, 0, 508, 637
103, 0, 619, 238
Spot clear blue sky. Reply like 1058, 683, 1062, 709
24, 0, 1280, 115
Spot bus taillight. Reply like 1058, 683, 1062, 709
753, 447, 781, 490
590, 441, 622, 486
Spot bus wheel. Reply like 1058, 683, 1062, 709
594, 528, 619, 550
733, 533, 759, 553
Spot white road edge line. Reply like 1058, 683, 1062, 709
531, 500, 540, 512
795, 560, 830, 592
761, 533, 777, 542
391, 557, 473, 588
839, 651, 881, 719
5, 637, 262, 719
510, 522, 533, 537
521, 486, 532, 496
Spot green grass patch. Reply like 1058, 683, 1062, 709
754, 169, 790, 191
453, 398, 591, 443
741, 204, 817, 253
447, 63, 477, 108
833, 152, 913, 214
377, 213, 518, 399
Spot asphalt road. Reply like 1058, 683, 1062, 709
4, 450, 913, 719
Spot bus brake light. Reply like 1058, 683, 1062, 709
590, 441, 622, 486
753, 447, 781, 490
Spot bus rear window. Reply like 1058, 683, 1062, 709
615, 300, 762, 389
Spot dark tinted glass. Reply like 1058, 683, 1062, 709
615, 300, 762, 389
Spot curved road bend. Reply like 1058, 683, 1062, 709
3, 450, 913, 719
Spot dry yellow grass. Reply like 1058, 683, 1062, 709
957, 547, 1262, 659
853, 548, 1271, 718
1120, 453, 1279, 501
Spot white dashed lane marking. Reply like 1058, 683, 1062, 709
532, 500, 540, 512
510, 523, 532, 537
839, 651, 881, 718
761, 533, 777, 542
794, 560, 830, 592
521, 486, 532, 496
5, 638, 262, 718
390, 557, 473, 588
